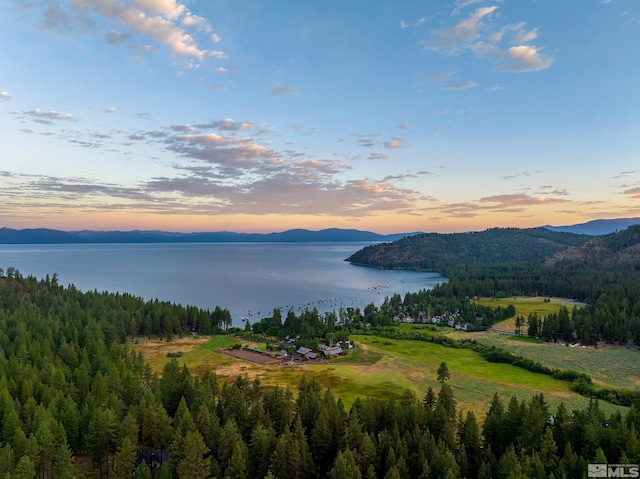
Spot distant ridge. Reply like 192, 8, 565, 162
543, 217, 640, 236
0, 227, 420, 244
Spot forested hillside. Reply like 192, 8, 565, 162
1, 268, 640, 478
346, 228, 588, 272
546, 224, 640, 267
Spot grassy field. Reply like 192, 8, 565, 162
474, 296, 585, 331
131, 333, 626, 420
451, 330, 640, 390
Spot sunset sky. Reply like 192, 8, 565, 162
1, 0, 639, 234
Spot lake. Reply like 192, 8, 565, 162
0, 242, 446, 326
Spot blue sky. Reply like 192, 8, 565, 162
1, 0, 639, 233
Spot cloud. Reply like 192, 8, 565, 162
22, 109, 74, 125
501, 170, 542, 180
513, 27, 538, 44
271, 84, 297, 96
441, 81, 477, 90
358, 137, 377, 148
32, 0, 225, 63
195, 119, 254, 131
433, 191, 573, 219
397, 123, 410, 130
612, 170, 640, 179
384, 137, 405, 149
118, 120, 424, 216
422, 5, 554, 73
501, 45, 554, 72
427, 71, 455, 82
400, 17, 426, 29
622, 187, 640, 199
181, 14, 209, 29
0, 92, 10, 101
104, 107, 117, 113
424, 6, 498, 54
480, 193, 570, 206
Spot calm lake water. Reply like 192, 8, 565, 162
0, 242, 446, 326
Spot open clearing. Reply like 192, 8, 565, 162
131, 334, 627, 419
474, 296, 585, 332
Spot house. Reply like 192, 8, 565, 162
323, 346, 344, 358
135, 449, 170, 469
294, 346, 314, 361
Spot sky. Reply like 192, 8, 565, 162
1, 0, 639, 234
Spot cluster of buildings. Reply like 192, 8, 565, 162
278, 341, 352, 363
394, 311, 478, 331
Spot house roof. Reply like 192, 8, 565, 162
297, 346, 312, 355
324, 346, 343, 356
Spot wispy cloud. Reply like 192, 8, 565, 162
270, 84, 297, 96
502, 170, 542, 180
622, 187, 640, 199
480, 193, 570, 207
428, 71, 455, 82
0, 91, 11, 101
424, 6, 498, 54
384, 137, 405, 149
400, 17, 426, 29
421, 5, 554, 73
104, 107, 117, 113
21, 109, 74, 125
441, 81, 477, 90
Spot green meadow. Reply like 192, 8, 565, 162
474, 296, 584, 331
462, 331, 640, 390
133, 332, 627, 420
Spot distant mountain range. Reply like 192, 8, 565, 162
1, 217, 638, 244
543, 217, 640, 236
0, 227, 420, 244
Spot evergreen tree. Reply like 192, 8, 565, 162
437, 362, 450, 384
114, 436, 137, 479
13, 455, 36, 479
224, 440, 249, 479
328, 449, 362, 479
176, 430, 210, 479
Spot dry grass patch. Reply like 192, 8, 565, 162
131, 336, 209, 354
